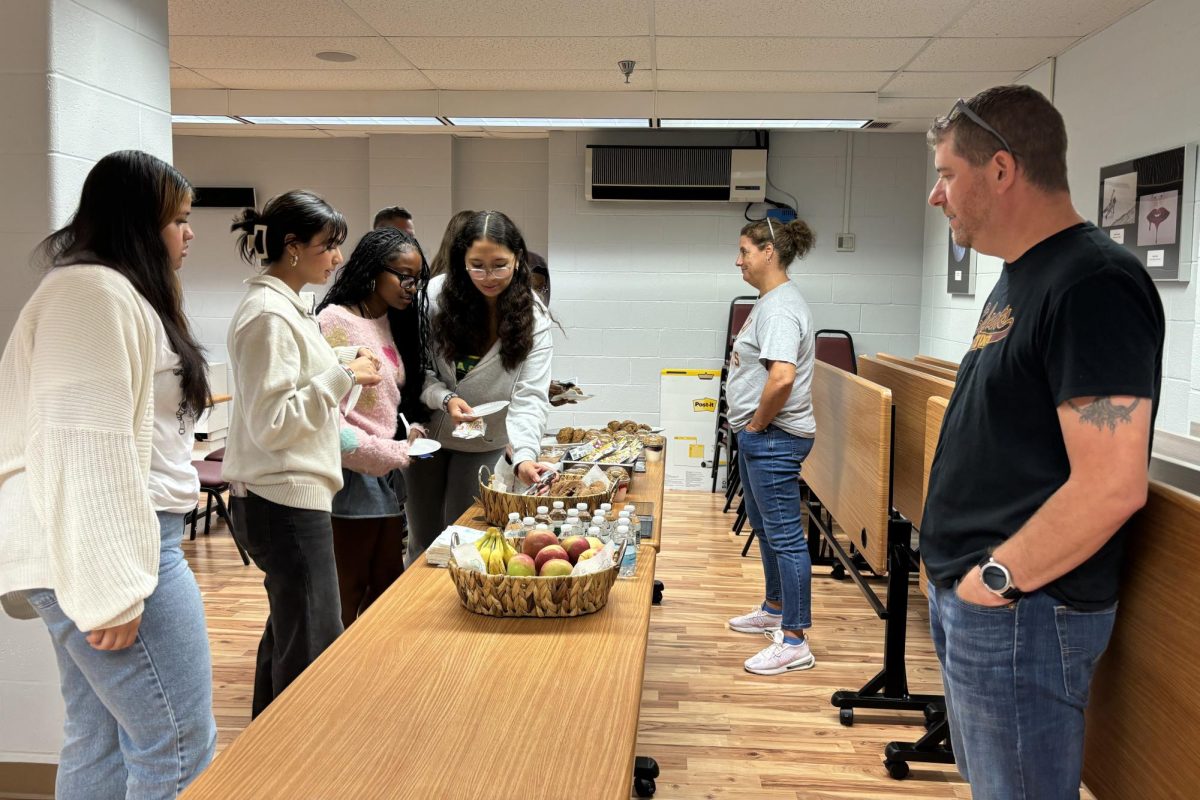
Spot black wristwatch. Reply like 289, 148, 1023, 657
978, 555, 1023, 600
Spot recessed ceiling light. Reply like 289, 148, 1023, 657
660, 119, 871, 129
315, 51, 357, 63
239, 116, 444, 126
446, 117, 650, 128
170, 115, 246, 124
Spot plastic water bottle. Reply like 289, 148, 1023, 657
616, 524, 637, 578
521, 516, 536, 536
587, 525, 603, 543
591, 513, 608, 538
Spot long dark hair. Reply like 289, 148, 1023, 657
431, 211, 536, 371
39, 150, 210, 415
230, 190, 348, 267
428, 209, 476, 278
317, 228, 431, 425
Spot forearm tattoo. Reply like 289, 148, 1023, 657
1067, 397, 1141, 432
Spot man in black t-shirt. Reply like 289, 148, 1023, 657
922, 86, 1164, 799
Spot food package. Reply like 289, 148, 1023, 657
452, 418, 487, 440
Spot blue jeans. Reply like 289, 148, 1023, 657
737, 425, 815, 631
928, 582, 1117, 799
26, 512, 216, 800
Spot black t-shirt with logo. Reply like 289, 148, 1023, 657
921, 222, 1164, 610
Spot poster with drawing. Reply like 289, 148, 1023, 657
1097, 145, 1194, 282
1101, 172, 1137, 227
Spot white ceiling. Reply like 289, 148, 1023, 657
168, 0, 1152, 135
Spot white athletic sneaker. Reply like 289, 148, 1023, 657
728, 605, 783, 634
744, 630, 816, 675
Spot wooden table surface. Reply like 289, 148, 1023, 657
182, 462, 666, 800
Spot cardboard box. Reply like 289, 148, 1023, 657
660, 369, 721, 491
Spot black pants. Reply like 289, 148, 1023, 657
230, 492, 343, 718
331, 515, 406, 629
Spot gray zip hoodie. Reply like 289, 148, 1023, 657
420, 276, 552, 467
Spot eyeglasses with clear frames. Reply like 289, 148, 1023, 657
466, 263, 514, 279
947, 98, 1018, 161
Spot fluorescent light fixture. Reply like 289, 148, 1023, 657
446, 117, 650, 128
660, 119, 871, 129
240, 116, 444, 126
171, 115, 245, 125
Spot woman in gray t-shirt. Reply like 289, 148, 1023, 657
725, 217, 820, 676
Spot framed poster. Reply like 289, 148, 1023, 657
1097, 145, 1195, 282
947, 232, 976, 295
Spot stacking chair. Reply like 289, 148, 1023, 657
815, 329, 857, 374
188, 459, 250, 566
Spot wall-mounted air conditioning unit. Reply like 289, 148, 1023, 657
586, 145, 766, 202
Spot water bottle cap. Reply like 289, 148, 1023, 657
522, 517, 536, 524
537, 506, 549, 514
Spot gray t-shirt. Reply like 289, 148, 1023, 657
726, 281, 816, 438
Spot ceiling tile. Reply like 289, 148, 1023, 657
877, 97, 961, 118
170, 66, 224, 89
424, 69, 651, 91
907, 37, 1079, 71
943, 0, 1151, 38
388, 37, 652, 70
170, 36, 416, 70
654, 0, 975, 37
657, 70, 890, 92
167, 0, 375, 36
881, 71, 1022, 98
656, 37, 927, 71
189, 69, 434, 90
345, 0, 651, 36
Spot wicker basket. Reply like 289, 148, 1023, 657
476, 466, 615, 526
447, 552, 621, 617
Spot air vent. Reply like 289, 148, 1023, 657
864, 121, 896, 130
585, 145, 766, 202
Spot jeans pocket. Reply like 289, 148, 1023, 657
1054, 603, 1117, 707
949, 580, 1018, 614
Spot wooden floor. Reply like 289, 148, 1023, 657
187, 490, 973, 799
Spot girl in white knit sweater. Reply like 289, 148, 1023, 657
224, 191, 381, 719
0, 151, 217, 798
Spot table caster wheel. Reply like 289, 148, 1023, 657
839, 708, 854, 726
652, 580, 663, 605
885, 760, 910, 780
634, 777, 656, 797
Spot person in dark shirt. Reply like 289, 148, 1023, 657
922, 85, 1164, 799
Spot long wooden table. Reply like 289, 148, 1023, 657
183, 465, 664, 800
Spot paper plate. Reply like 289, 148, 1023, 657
470, 400, 510, 417
408, 438, 443, 457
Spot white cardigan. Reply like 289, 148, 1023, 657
0, 266, 161, 631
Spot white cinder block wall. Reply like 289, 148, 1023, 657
918, 0, 1200, 433
452, 137, 549, 256
546, 129, 930, 429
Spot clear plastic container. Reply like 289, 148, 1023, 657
534, 506, 552, 527
549, 501, 568, 534
504, 512, 523, 535
616, 524, 637, 578
623, 504, 642, 536
521, 516, 536, 536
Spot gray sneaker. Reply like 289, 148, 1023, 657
728, 605, 783, 634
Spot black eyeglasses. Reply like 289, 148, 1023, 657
947, 98, 1017, 161
382, 267, 422, 291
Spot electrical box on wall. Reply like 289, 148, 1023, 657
836, 233, 856, 252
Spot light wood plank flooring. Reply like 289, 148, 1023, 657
187, 490, 974, 798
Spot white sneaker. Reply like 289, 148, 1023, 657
728, 605, 783, 634
744, 630, 816, 675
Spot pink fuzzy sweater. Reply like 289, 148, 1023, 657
317, 304, 413, 477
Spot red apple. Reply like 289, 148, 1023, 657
506, 554, 536, 576
522, 531, 559, 559
577, 547, 600, 562
585, 536, 604, 552
539, 558, 573, 577
561, 535, 591, 564
534, 545, 569, 572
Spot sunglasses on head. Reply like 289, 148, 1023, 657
947, 98, 1018, 161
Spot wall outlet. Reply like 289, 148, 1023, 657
836, 233, 856, 252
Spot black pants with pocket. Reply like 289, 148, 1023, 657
230, 492, 343, 718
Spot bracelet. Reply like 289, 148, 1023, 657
342, 365, 356, 386
441, 392, 458, 412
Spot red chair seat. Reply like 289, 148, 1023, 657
192, 459, 227, 488
204, 447, 225, 462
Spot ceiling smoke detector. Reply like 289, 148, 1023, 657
617, 60, 636, 84
315, 51, 357, 63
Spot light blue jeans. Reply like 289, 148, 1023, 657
737, 425, 816, 631
26, 511, 216, 800
928, 582, 1117, 799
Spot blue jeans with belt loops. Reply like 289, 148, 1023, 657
928, 581, 1117, 799
737, 424, 815, 631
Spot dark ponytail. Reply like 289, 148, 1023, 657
231, 190, 348, 267
739, 217, 816, 269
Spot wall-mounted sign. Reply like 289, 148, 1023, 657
946, 232, 977, 295
1098, 145, 1194, 282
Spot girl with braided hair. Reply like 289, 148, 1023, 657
316, 227, 430, 626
